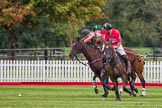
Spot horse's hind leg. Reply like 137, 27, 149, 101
131, 71, 138, 93
137, 72, 146, 96
119, 73, 136, 96
134, 59, 146, 96
93, 73, 111, 97
129, 71, 138, 96
129, 81, 137, 97
92, 74, 99, 94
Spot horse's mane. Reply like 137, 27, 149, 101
92, 36, 112, 49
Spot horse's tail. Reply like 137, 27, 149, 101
125, 50, 145, 65
135, 54, 145, 65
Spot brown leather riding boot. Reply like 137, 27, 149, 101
122, 55, 131, 74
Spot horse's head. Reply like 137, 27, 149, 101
91, 36, 105, 48
102, 41, 115, 63
105, 44, 113, 57
69, 38, 83, 60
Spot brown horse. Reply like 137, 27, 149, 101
69, 38, 134, 101
92, 36, 146, 96
101, 41, 134, 101
123, 47, 145, 96
69, 38, 113, 97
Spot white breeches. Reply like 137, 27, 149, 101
113, 44, 126, 55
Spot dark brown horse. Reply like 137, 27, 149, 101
101, 41, 134, 101
69, 38, 113, 97
92, 36, 146, 96
69, 38, 134, 101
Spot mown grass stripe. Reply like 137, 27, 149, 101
0, 86, 162, 108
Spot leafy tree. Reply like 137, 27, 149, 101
29, 0, 107, 46
0, 0, 36, 59
0, 0, 107, 59
86, 0, 162, 48
127, 0, 162, 47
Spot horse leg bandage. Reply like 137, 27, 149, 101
141, 88, 146, 96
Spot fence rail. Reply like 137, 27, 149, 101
0, 48, 66, 60
0, 60, 162, 83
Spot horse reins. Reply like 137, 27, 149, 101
75, 54, 87, 66
74, 41, 103, 66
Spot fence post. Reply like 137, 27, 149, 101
160, 61, 162, 83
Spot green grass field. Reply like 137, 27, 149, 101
0, 86, 162, 108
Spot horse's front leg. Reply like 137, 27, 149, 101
99, 75, 109, 97
119, 70, 138, 96
129, 72, 138, 96
126, 72, 138, 97
112, 79, 120, 101
99, 69, 115, 97
92, 74, 99, 94
126, 74, 136, 97
122, 75, 132, 95
100, 69, 114, 89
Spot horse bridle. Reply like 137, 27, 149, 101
104, 47, 121, 67
71, 41, 87, 66
72, 40, 102, 66
104, 47, 113, 62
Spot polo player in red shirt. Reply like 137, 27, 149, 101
102, 23, 131, 74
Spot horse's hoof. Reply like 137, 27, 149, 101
116, 98, 121, 101
132, 91, 136, 97
133, 93, 136, 97
94, 88, 99, 94
102, 94, 107, 98
112, 87, 115, 91
119, 91, 122, 96
141, 94, 145, 97
129, 92, 133, 96
135, 88, 138, 93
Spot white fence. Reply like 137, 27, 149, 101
0, 60, 162, 83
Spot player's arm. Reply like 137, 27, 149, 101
115, 30, 122, 49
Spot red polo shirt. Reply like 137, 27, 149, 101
100, 29, 109, 41
104, 28, 122, 46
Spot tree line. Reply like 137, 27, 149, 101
0, 0, 162, 50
